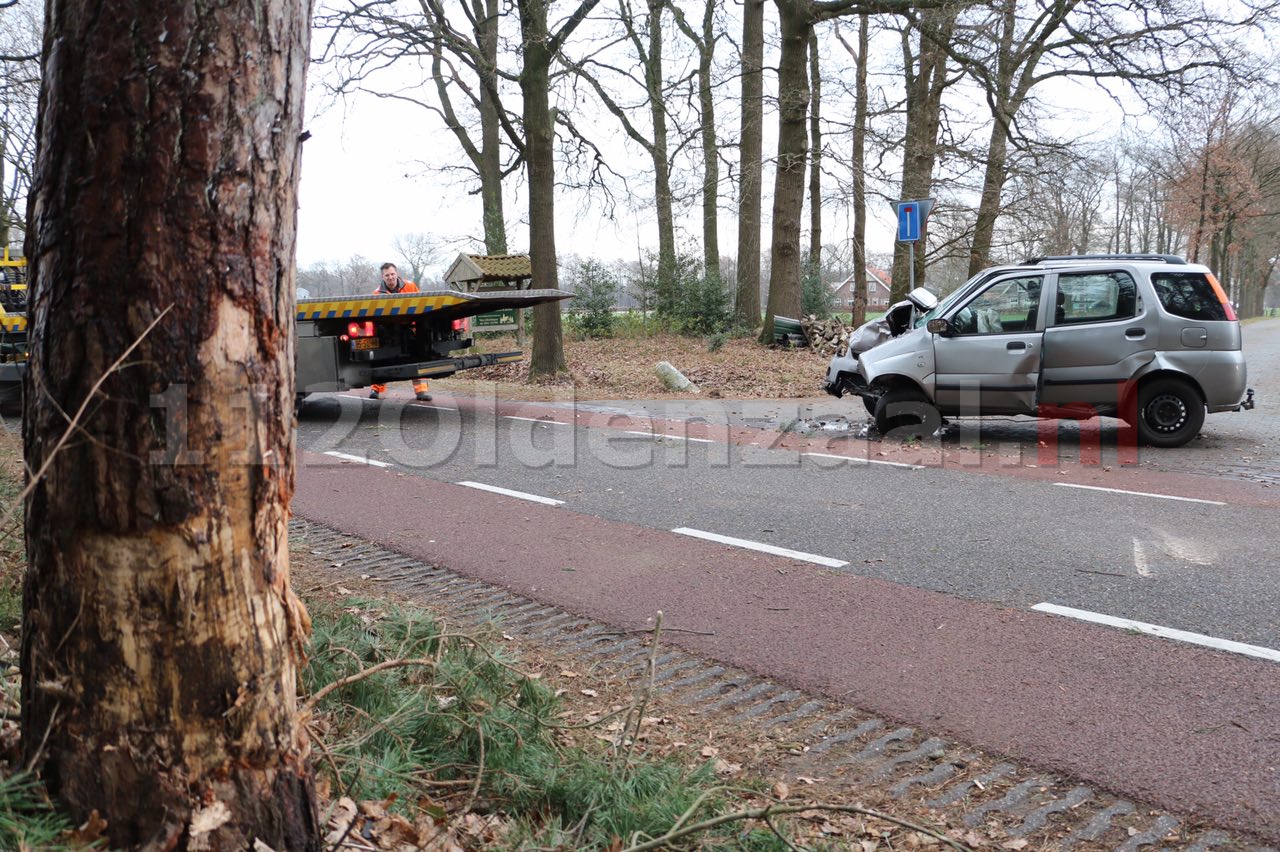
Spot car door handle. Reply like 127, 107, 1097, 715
1125, 328, 1146, 339
1006, 341, 1027, 351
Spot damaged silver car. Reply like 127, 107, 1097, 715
823, 255, 1254, 447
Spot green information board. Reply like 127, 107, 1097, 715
472, 308, 517, 331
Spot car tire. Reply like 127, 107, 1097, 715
873, 386, 941, 441
1136, 378, 1204, 448
862, 396, 876, 416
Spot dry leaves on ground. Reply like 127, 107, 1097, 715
440, 333, 828, 400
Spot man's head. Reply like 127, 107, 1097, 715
380, 262, 401, 291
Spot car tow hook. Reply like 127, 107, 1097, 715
1242, 388, 1255, 410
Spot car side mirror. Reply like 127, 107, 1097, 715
927, 318, 951, 336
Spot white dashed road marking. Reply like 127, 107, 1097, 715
624, 431, 715, 443
456, 481, 565, 506
1031, 603, 1280, 664
672, 527, 848, 568
323, 451, 392, 468
504, 416, 570, 426
1053, 482, 1225, 505
803, 452, 924, 470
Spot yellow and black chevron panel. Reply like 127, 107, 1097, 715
296, 292, 469, 321
0, 314, 26, 333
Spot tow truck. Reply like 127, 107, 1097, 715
0, 252, 571, 410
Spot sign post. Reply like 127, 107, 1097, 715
891, 198, 935, 291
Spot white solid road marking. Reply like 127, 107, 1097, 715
1053, 482, 1225, 506
624, 431, 715, 443
504, 415, 570, 426
803, 452, 924, 470
323, 451, 392, 468
413, 402, 458, 411
672, 527, 848, 568
1031, 602, 1280, 664
456, 481, 565, 506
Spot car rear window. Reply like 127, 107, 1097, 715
1150, 272, 1228, 321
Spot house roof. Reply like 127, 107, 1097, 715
826, 266, 893, 292
444, 253, 533, 284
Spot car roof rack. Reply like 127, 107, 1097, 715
1025, 253, 1187, 265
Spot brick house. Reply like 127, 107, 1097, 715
828, 265, 894, 311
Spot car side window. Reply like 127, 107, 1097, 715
950, 276, 1043, 335
1053, 272, 1137, 325
1150, 272, 1228, 321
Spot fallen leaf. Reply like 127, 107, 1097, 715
771, 781, 790, 800
580, 688, 598, 697
1001, 840, 1029, 850
700, 746, 719, 758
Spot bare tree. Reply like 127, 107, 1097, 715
519, 0, 602, 377
22, 0, 319, 846
761, 0, 946, 342
807, 29, 823, 285
734, 0, 764, 328
888, 7, 957, 301
394, 231, 447, 284
313, 0, 516, 255
671, 0, 726, 290
944, 0, 1278, 276
834, 15, 871, 325
567, 0, 679, 311
0, 0, 39, 248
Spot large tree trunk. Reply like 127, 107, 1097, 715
889, 9, 952, 302
21, 1, 319, 848
761, 0, 809, 342
807, 29, 822, 283
645, 0, 677, 314
520, 0, 567, 377
695, 0, 721, 287
734, 0, 764, 328
851, 14, 869, 326
478, 0, 509, 257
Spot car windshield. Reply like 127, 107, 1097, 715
914, 266, 1036, 328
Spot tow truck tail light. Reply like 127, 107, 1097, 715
1205, 273, 1237, 321
451, 318, 469, 332
347, 322, 361, 338
364, 321, 375, 337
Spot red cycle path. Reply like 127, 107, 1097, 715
295, 451, 1280, 842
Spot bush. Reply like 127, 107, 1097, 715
802, 271, 835, 318
566, 259, 619, 338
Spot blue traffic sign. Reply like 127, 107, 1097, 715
898, 203, 920, 241
892, 198, 934, 242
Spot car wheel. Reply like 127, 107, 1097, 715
1136, 378, 1204, 448
873, 387, 941, 441
862, 396, 876, 416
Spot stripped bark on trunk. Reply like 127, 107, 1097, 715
21, 0, 319, 847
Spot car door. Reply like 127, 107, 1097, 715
932, 274, 1045, 416
1038, 269, 1151, 416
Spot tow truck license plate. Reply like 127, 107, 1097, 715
353, 337, 380, 351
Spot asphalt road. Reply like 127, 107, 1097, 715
293, 317, 1280, 841
296, 325, 1280, 649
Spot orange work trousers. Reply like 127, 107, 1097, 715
371, 379, 429, 396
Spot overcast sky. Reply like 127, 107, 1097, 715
293, 5, 1144, 278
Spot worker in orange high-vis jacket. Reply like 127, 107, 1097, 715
369, 262, 432, 401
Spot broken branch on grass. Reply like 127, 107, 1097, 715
621, 626, 714, 636
304, 656, 439, 711
621, 610, 662, 775
621, 801, 968, 852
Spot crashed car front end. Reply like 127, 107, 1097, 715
823, 288, 939, 406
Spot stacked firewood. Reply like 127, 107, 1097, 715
800, 315, 853, 359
